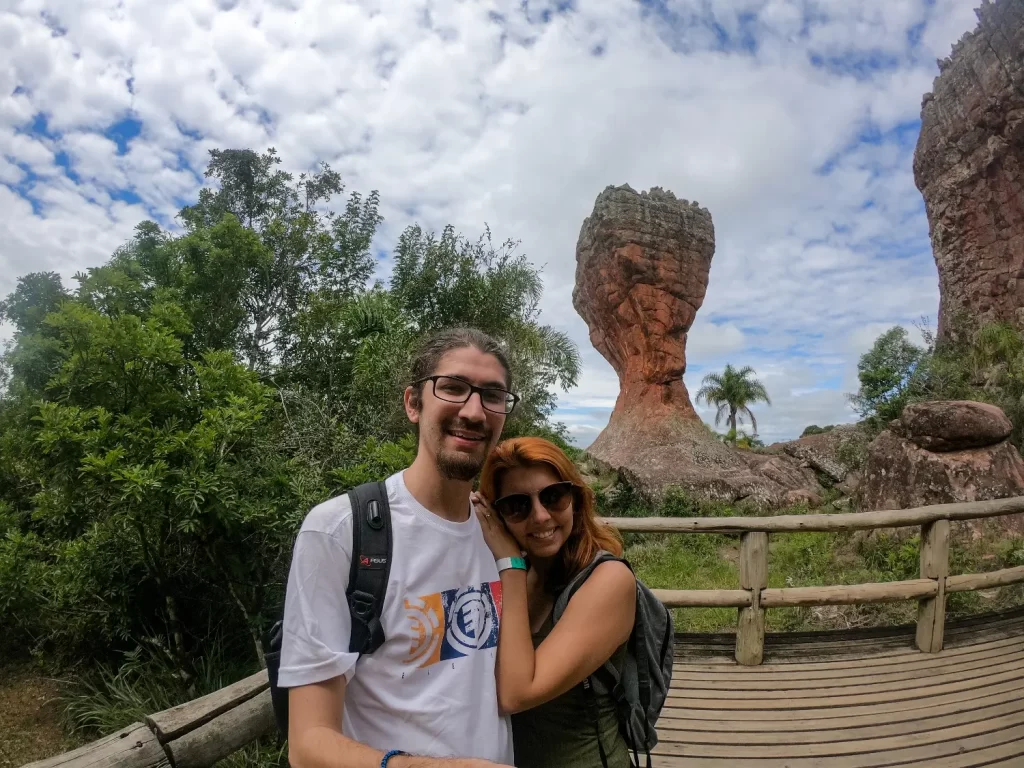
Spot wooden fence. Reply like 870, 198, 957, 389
612, 495, 1024, 665
24, 495, 1024, 768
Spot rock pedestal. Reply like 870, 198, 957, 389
913, 0, 1024, 342
860, 401, 1024, 517
894, 401, 1012, 452
574, 185, 823, 508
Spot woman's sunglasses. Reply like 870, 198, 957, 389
492, 481, 578, 523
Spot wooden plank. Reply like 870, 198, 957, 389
652, 708, 1024, 760
928, 739, 1024, 767
147, 669, 268, 743
164, 689, 275, 768
676, 632, 1024, 673
678, 632, 1022, 669
667, 655, 1024, 701
21, 723, 170, 768
675, 609, 1024, 666
947, 564, 1024, 592
734, 531, 767, 666
734, 608, 764, 667
670, 647, 1024, 690
657, 684, 1024, 733
917, 519, 949, 653
653, 588, 751, 607
603, 494, 1024, 534
661, 674, 1024, 722
665, 659, 1024, 708
656, 694, 1024, 746
760, 579, 937, 608
738, 531, 768, 589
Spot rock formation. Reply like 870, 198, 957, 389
913, 0, 1024, 342
767, 424, 870, 486
574, 184, 823, 508
894, 400, 1012, 452
860, 401, 1024, 514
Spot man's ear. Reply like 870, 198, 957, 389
404, 385, 421, 424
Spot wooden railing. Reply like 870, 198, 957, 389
25, 496, 1024, 768
603, 495, 1024, 665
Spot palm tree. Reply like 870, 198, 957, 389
695, 364, 771, 441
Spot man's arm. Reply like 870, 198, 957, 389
287, 678, 512, 768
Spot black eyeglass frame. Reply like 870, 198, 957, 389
413, 374, 520, 415
492, 480, 579, 523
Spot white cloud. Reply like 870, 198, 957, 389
0, 0, 981, 442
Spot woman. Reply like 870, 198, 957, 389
472, 437, 637, 768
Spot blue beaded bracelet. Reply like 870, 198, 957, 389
381, 750, 405, 767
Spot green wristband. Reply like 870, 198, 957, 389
496, 556, 527, 573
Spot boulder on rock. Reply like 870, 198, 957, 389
895, 401, 1012, 452
573, 184, 824, 509
860, 401, 1024, 512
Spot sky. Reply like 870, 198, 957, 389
0, 0, 982, 446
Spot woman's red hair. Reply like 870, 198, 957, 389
479, 437, 622, 588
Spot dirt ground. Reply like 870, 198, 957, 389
0, 664, 79, 768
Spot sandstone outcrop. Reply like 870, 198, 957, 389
913, 0, 1024, 342
860, 401, 1024, 513
894, 401, 1012, 452
574, 184, 823, 508
767, 424, 869, 485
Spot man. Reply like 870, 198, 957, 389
280, 328, 519, 768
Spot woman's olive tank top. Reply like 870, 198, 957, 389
510, 613, 630, 768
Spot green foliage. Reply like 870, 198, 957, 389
800, 424, 835, 436
63, 641, 256, 737
856, 533, 920, 581
850, 320, 1024, 446
849, 326, 925, 428
695, 364, 771, 440
0, 146, 581, 687
716, 427, 764, 449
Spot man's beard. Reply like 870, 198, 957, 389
435, 418, 491, 481
436, 450, 485, 481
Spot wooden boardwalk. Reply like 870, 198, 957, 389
655, 608, 1024, 767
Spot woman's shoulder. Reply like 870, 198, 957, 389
574, 558, 636, 601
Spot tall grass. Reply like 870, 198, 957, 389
62, 638, 257, 738
604, 485, 1024, 634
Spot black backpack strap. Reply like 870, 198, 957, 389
582, 677, 610, 768
346, 481, 392, 655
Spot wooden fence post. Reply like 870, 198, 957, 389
916, 519, 949, 653
736, 531, 768, 665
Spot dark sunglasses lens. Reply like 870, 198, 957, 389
539, 483, 574, 511
495, 495, 531, 522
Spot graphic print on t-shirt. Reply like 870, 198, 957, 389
404, 580, 503, 668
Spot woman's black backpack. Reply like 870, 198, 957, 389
552, 552, 675, 768
264, 482, 393, 737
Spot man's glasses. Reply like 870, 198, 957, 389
493, 481, 577, 523
415, 375, 520, 415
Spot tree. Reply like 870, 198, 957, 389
0, 146, 582, 674
695, 364, 771, 441
800, 424, 835, 437
285, 224, 581, 440
177, 148, 382, 372
0, 271, 69, 335
849, 327, 925, 427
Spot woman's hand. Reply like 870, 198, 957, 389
471, 492, 522, 560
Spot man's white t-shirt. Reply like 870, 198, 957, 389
278, 471, 514, 763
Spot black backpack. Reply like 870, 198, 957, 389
553, 551, 675, 768
264, 481, 393, 738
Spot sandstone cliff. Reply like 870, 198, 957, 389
914, 0, 1024, 341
